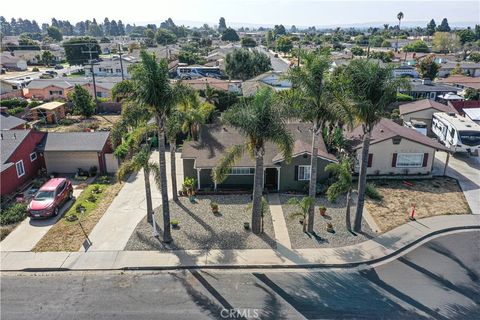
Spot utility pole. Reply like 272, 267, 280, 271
117, 43, 125, 80
82, 42, 99, 105
297, 42, 301, 67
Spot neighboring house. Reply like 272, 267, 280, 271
0, 109, 27, 130
399, 79, 461, 101
436, 75, 480, 90
449, 100, 480, 116
24, 78, 119, 101
463, 108, 480, 125
11, 50, 42, 65
85, 57, 136, 78
0, 130, 45, 196
0, 79, 23, 99
29, 101, 66, 124
393, 65, 419, 78
178, 77, 242, 94
38, 132, 114, 174
181, 123, 337, 191
242, 71, 291, 97
0, 52, 27, 71
399, 99, 457, 136
345, 118, 448, 176
438, 61, 480, 78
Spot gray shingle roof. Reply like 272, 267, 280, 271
26, 78, 121, 90
399, 99, 457, 115
40, 132, 110, 152
1, 130, 30, 171
1, 113, 26, 130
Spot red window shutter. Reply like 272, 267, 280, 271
367, 154, 373, 168
391, 153, 397, 167
422, 153, 429, 167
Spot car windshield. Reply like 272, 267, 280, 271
34, 190, 54, 200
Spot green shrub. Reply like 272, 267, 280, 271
0, 203, 28, 225
397, 93, 414, 101
28, 100, 43, 108
7, 107, 25, 115
366, 183, 383, 201
32, 67, 40, 72
58, 118, 76, 126
0, 98, 28, 108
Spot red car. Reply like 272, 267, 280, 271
28, 178, 73, 219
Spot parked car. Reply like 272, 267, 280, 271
28, 178, 73, 219
54, 65, 64, 70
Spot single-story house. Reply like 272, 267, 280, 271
181, 123, 337, 191
399, 79, 461, 101
393, 65, 419, 78
178, 77, 242, 94
242, 71, 292, 97
0, 52, 27, 71
399, 99, 457, 136
463, 108, 480, 125
438, 61, 480, 78
38, 131, 114, 174
1, 130, 46, 196
345, 118, 448, 176
0, 79, 23, 99
1, 110, 27, 130
436, 75, 480, 90
29, 101, 66, 124
448, 100, 480, 115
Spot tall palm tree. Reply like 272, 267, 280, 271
212, 87, 294, 234
396, 12, 404, 52
285, 52, 343, 233
177, 90, 215, 141
340, 59, 401, 232
165, 110, 183, 202
129, 51, 177, 243
325, 159, 353, 232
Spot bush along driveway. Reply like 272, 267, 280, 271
33, 176, 122, 252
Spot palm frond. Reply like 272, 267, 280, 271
212, 144, 246, 183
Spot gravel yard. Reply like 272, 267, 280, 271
125, 195, 276, 251
280, 194, 374, 249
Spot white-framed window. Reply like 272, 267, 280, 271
298, 165, 311, 181
396, 153, 424, 168
30, 152, 37, 162
15, 160, 25, 177
228, 167, 255, 175
49, 90, 63, 95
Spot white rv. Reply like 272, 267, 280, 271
432, 112, 480, 153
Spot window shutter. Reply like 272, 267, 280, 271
422, 153, 429, 167
392, 153, 397, 167
367, 154, 373, 168
294, 166, 298, 181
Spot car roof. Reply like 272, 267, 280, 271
39, 178, 67, 191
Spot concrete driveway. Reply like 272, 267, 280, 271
433, 152, 480, 215
0, 181, 87, 252
84, 151, 183, 251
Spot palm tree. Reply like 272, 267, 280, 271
340, 59, 401, 232
396, 12, 404, 52
287, 196, 315, 233
212, 87, 293, 234
177, 90, 215, 141
165, 110, 183, 201
285, 52, 344, 233
129, 51, 177, 243
117, 147, 158, 224
325, 159, 353, 232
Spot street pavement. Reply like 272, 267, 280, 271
434, 152, 480, 215
85, 151, 183, 251
257, 46, 290, 72
1, 231, 478, 320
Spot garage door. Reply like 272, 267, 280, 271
44, 151, 99, 174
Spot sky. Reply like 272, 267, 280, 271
2, 0, 479, 27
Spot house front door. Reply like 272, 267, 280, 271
264, 168, 278, 191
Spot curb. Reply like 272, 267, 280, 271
4, 225, 479, 273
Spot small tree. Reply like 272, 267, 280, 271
221, 28, 240, 42
351, 46, 364, 56
276, 36, 293, 54
69, 85, 96, 118
47, 26, 63, 42
325, 160, 354, 232
41, 50, 54, 66
241, 37, 257, 48
287, 197, 315, 233
155, 28, 177, 44
416, 55, 441, 80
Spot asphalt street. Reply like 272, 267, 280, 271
1, 231, 479, 320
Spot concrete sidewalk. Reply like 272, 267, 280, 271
1, 214, 478, 271
84, 151, 183, 252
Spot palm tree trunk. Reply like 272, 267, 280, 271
354, 130, 371, 232
170, 141, 178, 202
157, 115, 172, 243
252, 149, 264, 234
144, 166, 153, 224
307, 126, 320, 233
345, 188, 352, 232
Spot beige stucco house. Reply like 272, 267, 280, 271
346, 118, 448, 176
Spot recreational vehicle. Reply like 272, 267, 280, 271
432, 112, 480, 153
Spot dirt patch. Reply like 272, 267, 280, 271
33, 178, 122, 252
365, 177, 471, 233
39, 115, 121, 133
0, 225, 16, 241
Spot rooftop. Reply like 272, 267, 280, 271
31, 101, 65, 111
0, 130, 31, 172
399, 99, 457, 115
0, 113, 26, 130
40, 131, 110, 152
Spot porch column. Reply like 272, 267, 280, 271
276, 167, 281, 191
443, 152, 450, 176
197, 168, 201, 190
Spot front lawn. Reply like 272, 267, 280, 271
365, 177, 471, 233
33, 176, 122, 252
